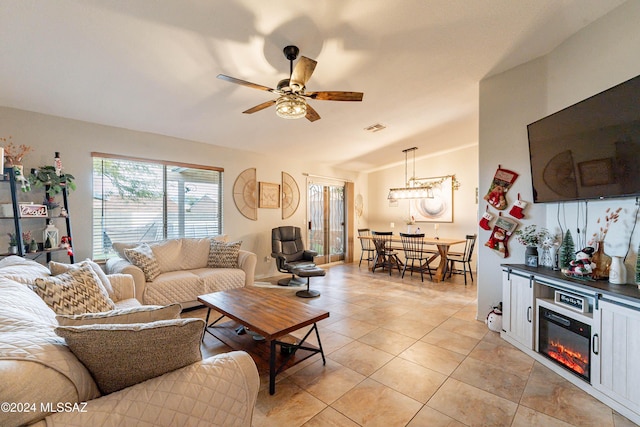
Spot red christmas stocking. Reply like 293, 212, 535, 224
479, 208, 494, 230
484, 166, 519, 210
509, 197, 527, 219
484, 216, 518, 258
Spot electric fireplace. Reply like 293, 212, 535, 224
537, 301, 591, 382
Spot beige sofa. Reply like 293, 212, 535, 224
106, 237, 257, 308
0, 256, 259, 427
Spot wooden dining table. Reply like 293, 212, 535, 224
359, 235, 466, 282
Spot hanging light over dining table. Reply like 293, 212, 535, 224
387, 147, 459, 200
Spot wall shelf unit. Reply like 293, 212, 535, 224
1, 167, 74, 263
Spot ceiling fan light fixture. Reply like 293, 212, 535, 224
276, 94, 307, 119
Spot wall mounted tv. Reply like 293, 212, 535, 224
527, 74, 640, 203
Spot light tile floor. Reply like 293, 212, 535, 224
189, 263, 639, 427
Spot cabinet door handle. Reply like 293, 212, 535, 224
527, 306, 532, 323
592, 333, 599, 355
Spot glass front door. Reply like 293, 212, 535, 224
308, 183, 345, 265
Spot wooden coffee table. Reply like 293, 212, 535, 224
198, 287, 329, 394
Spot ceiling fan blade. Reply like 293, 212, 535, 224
291, 56, 317, 88
217, 74, 275, 92
305, 91, 364, 101
305, 104, 321, 122
242, 100, 276, 114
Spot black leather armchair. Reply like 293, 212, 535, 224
271, 226, 318, 286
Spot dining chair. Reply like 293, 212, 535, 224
446, 234, 477, 285
371, 231, 401, 275
399, 233, 433, 282
357, 228, 376, 267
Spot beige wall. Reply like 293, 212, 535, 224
363, 144, 480, 266
0, 106, 363, 279
478, 0, 640, 317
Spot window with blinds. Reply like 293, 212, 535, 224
92, 154, 223, 260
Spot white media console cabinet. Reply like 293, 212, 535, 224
502, 264, 640, 425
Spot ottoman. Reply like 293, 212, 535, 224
292, 266, 326, 298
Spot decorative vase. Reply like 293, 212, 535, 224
540, 246, 553, 267
549, 245, 559, 270
525, 246, 539, 267
609, 256, 626, 285
591, 241, 611, 280
8, 245, 17, 254
29, 239, 38, 253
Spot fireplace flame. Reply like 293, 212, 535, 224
547, 340, 588, 375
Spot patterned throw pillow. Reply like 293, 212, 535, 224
56, 303, 182, 326
49, 259, 115, 297
55, 318, 204, 394
34, 265, 116, 315
123, 243, 161, 281
208, 240, 242, 268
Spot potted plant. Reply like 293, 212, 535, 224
1, 137, 32, 168
22, 231, 32, 254
29, 165, 76, 195
7, 233, 18, 254
403, 216, 415, 233
29, 165, 76, 214
514, 225, 551, 267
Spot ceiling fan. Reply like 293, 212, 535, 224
217, 45, 364, 122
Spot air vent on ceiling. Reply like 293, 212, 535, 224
364, 123, 386, 133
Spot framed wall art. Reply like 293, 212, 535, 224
578, 158, 615, 187
259, 182, 280, 209
232, 168, 257, 220
281, 172, 300, 219
409, 175, 454, 223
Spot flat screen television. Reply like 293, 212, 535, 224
527, 74, 640, 203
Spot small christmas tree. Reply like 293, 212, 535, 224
560, 229, 576, 269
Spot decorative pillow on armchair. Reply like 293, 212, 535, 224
208, 240, 242, 268
49, 258, 115, 297
34, 265, 116, 315
123, 243, 161, 281
55, 318, 204, 394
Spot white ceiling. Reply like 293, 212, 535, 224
0, 1, 626, 172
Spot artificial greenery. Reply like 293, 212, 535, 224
29, 166, 76, 195
514, 225, 550, 247
559, 229, 576, 269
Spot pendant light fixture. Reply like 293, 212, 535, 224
387, 147, 460, 200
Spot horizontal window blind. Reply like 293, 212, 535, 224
92, 155, 223, 260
